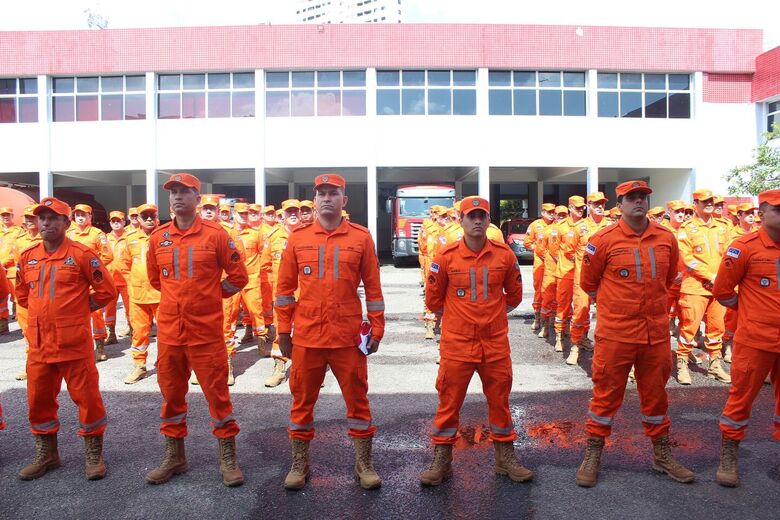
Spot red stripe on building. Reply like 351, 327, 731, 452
752, 46, 780, 102
703, 73, 753, 103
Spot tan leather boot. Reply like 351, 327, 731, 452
652, 435, 695, 483
256, 333, 271, 358
146, 436, 188, 484
352, 437, 381, 489
218, 436, 244, 487
554, 333, 564, 352
566, 346, 579, 365
420, 444, 453, 486
227, 357, 235, 386
94, 339, 107, 362
716, 437, 740, 487
575, 436, 604, 487
531, 312, 541, 332
240, 324, 254, 344
84, 435, 107, 480
0, 318, 9, 334
494, 441, 534, 482
628, 365, 636, 382
723, 340, 733, 363
577, 337, 594, 352
264, 359, 287, 388
19, 433, 60, 480
708, 356, 732, 383
424, 320, 435, 340
118, 324, 132, 337
537, 319, 549, 338
123, 364, 147, 385
105, 327, 118, 345
284, 439, 310, 490
676, 357, 691, 385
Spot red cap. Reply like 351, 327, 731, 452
300, 200, 314, 209
128, 207, 139, 216
555, 205, 569, 215
460, 196, 490, 215
248, 203, 262, 212
263, 205, 275, 214
615, 180, 652, 198
34, 197, 71, 217
713, 195, 725, 204
282, 199, 301, 211
23, 204, 39, 217
667, 200, 686, 211
73, 204, 92, 214
109, 211, 125, 221
758, 189, 780, 206
737, 202, 757, 213
163, 173, 201, 192
648, 206, 665, 216
219, 203, 232, 212
314, 173, 346, 190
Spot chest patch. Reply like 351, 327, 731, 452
162, 267, 169, 278
160, 240, 173, 247
64, 256, 76, 266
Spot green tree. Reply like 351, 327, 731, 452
725, 124, 780, 195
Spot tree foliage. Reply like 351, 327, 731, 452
725, 124, 780, 195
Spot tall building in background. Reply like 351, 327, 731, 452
295, 0, 402, 23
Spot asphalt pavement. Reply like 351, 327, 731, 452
1, 264, 779, 520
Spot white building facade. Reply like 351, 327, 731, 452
296, 0, 402, 24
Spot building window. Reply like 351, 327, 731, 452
488, 70, 586, 116
597, 73, 691, 119
0, 78, 38, 123
157, 72, 254, 120
377, 70, 476, 116
265, 70, 366, 117
768, 101, 779, 133
52, 75, 146, 122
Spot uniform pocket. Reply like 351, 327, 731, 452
55, 318, 91, 349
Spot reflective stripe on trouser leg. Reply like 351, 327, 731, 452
130, 302, 157, 364
157, 343, 192, 438
720, 343, 777, 441
633, 339, 672, 439
476, 355, 516, 442
554, 276, 574, 334
91, 309, 107, 339
432, 358, 476, 445
25, 359, 63, 435
327, 347, 376, 439
59, 359, 107, 437
587, 338, 636, 438
188, 342, 239, 438
288, 346, 329, 441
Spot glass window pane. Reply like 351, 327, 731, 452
563, 90, 586, 116
18, 97, 37, 122
489, 71, 511, 86
182, 92, 205, 118
538, 72, 561, 88
317, 71, 340, 87
402, 70, 425, 86
668, 74, 690, 90
769, 101, 778, 113
317, 90, 341, 116
0, 79, 16, 95
126, 75, 145, 91
452, 89, 476, 115
428, 71, 450, 87
669, 93, 691, 118
539, 90, 562, 115
563, 72, 585, 88
427, 89, 451, 115
513, 89, 536, 115
620, 73, 642, 90
453, 70, 475, 86
158, 93, 181, 119
769, 113, 779, 132
53, 77, 74, 93
101, 76, 123, 92
597, 73, 618, 89
265, 72, 289, 89
183, 74, 205, 90
77, 77, 98, 93
208, 73, 230, 89
292, 71, 315, 88
489, 89, 512, 115
343, 70, 366, 87
644, 74, 666, 90
620, 91, 642, 117
0, 98, 15, 123
377, 70, 399, 86
20, 78, 37, 94
158, 75, 180, 91
101, 94, 123, 120
598, 92, 619, 117
376, 89, 400, 115
513, 71, 535, 87
76, 95, 99, 121
208, 91, 230, 117
232, 72, 254, 89
401, 88, 425, 114
232, 91, 255, 117
266, 91, 289, 117
125, 94, 146, 120
645, 92, 667, 118
342, 90, 366, 116
291, 90, 314, 116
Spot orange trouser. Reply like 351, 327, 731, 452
27, 357, 107, 437
90, 309, 107, 340
222, 293, 241, 354
677, 293, 726, 357
723, 308, 738, 343
1, 278, 16, 319
156, 341, 239, 439
719, 343, 780, 441
554, 275, 574, 335
532, 263, 544, 313
104, 284, 130, 329
668, 283, 681, 320
539, 271, 558, 320
129, 302, 159, 365
240, 285, 266, 337
587, 337, 672, 440
419, 254, 427, 284
288, 346, 374, 441
431, 356, 516, 445
570, 283, 592, 343
0, 293, 7, 320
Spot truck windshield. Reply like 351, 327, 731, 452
399, 197, 455, 217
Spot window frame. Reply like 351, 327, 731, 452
157, 72, 255, 120
264, 70, 366, 118
0, 77, 38, 124
596, 72, 692, 119
51, 75, 147, 122
376, 69, 477, 116
487, 70, 587, 117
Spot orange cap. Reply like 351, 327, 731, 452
0, 206, 12, 215
23, 204, 39, 217
460, 196, 490, 215
648, 206, 665, 216
234, 202, 249, 213
726, 204, 737, 215
447, 207, 459, 218
341, 210, 350, 217
314, 173, 346, 190
248, 203, 262, 212
610, 207, 623, 217
201, 195, 220, 207
430, 205, 444, 215
300, 200, 314, 209
34, 197, 71, 217
263, 205, 275, 214
713, 195, 725, 204
128, 207, 139, 216
137, 203, 158, 215
275, 209, 284, 217
758, 189, 780, 206
219, 203, 232, 212
541, 203, 556, 212
555, 205, 569, 215
692, 188, 714, 201
737, 202, 757, 213
568, 195, 586, 207
73, 204, 92, 214
616, 180, 652, 198
587, 192, 608, 203
282, 199, 301, 211
109, 211, 125, 221
667, 200, 686, 211
163, 172, 201, 192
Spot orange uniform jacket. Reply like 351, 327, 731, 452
677, 216, 730, 296
713, 228, 780, 351
524, 218, 549, 268
574, 217, 611, 276
542, 222, 562, 274
106, 232, 128, 288
120, 232, 160, 304
146, 217, 249, 346
275, 219, 385, 348
0, 225, 24, 278
426, 239, 523, 363
67, 225, 114, 266
580, 220, 679, 344
15, 238, 117, 363
12, 231, 42, 268
486, 223, 503, 242
557, 217, 590, 279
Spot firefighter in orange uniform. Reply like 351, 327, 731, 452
261, 205, 277, 236
0, 206, 24, 333
576, 180, 694, 487
16, 197, 116, 481
11, 204, 42, 380
712, 189, 780, 487
276, 174, 385, 491
145, 174, 248, 487
422, 206, 446, 339
523, 203, 555, 331
538, 206, 568, 338
553, 196, 588, 352
127, 207, 141, 234
247, 203, 263, 230
675, 189, 731, 385
299, 200, 314, 226
67, 204, 114, 361
118, 204, 161, 384
663, 200, 687, 336
648, 206, 666, 224
105, 211, 130, 345
420, 196, 531, 486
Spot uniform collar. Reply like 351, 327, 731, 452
758, 227, 780, 249
617, 218, 658, 238
42, 237, 72, 260
170, 215, 203, 237
457, 236, 493, 259
311, 217, 349, 236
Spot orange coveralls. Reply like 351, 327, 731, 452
425, 239, 523, 444
661, 220, 683, 324
16, 238, 116, 437
220, 222, 245, 351
713, 228, 780, 441
555, 217, 589, 336
0, 266, 7, 428
580, 220, 679, 439
120, 231, 161, 366
235, 226, 269, 341
67, 225, 114, 341
105, 232, 130, 331
539, 222, 561, 322
523, 218, 549, 314
11, 230, 42, 342
0, 224, 24, 318
570, 216, 610, 344
147, 217, 248, 439
264, 225, 292, 359
676, 216, 730, 359
722, 225, 757, 345
276, 218, 385, 441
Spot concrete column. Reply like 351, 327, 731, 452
125, 185, 133, 209
455, 180, 463, 199
367, 165, 378, 245
366, 68, 379, 246
201, 182, 213, 194
477, 69, 490, 201
528, 181, 540, 217
693, 72, 704, 120
288, 181, 296, 199
586, 166, 599, 195
145, 71, 158, 204
478, 164, 490, 200
37, 74, 53, 198
255, 69, 266, 205
587, 69, 598, 119
536, 180, 544, 212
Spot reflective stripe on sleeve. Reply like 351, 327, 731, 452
641, 414, 666, 425
38, 266, 46, 298
221, 279, 241, 294
776, 259, 779, 290
588, 410, 614, 426
80, 415, 107, 433
633, 248, 642, 281
365, 300, 385, 311
160, 412, 187, 424
432, 427, 457, 437
719, 415, 749, 429
275, 295, 296, 307
648, 247, 657, 279
333, 245, 340, 279
187, 246, 193, 279
289, 421, 313, 431
470, 268, 477, 302
347, 418, 372, 430
718, 295, 739, 307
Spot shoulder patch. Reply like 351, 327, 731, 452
430, 262, 440, 274
725, 247, 741, 259
585, 242, 597, 255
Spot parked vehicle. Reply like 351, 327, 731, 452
500, 218, 534, 262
